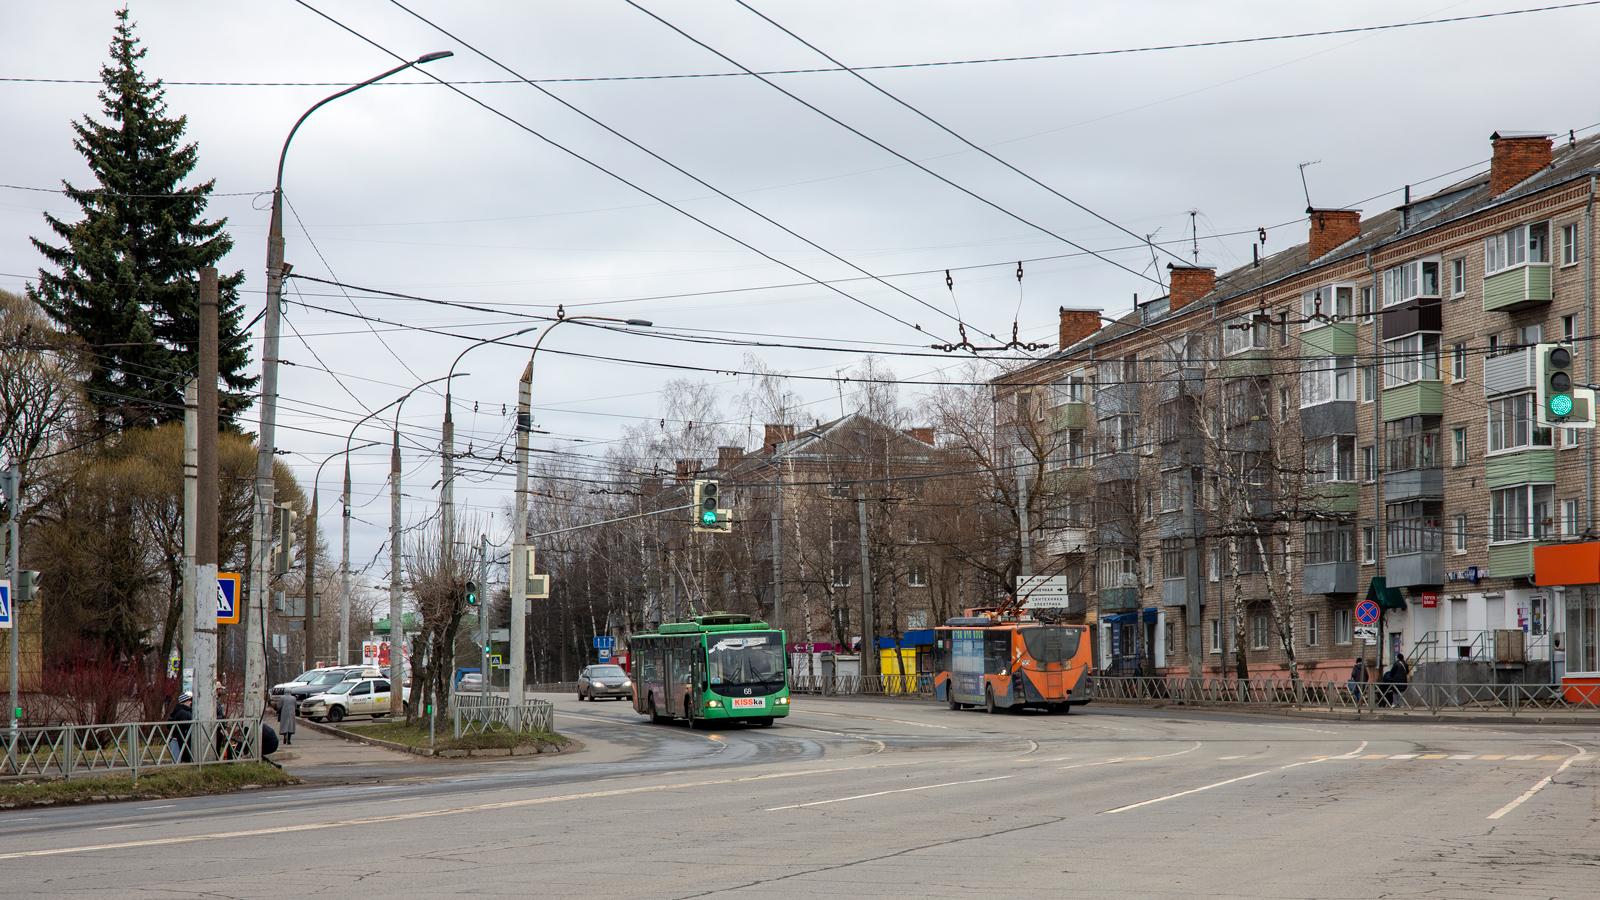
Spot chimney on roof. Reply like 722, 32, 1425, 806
717, 446, 742, 471
1165, 265, 1215, 312
905, 427, 934, 446
762, 424, 796, 454
1308, 208, 1361, 262
674, 459, 695, 483
1490, 132, 1554, 195
1057, 307, 1101, 350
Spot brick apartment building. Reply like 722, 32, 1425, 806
996, 130, 1600, 684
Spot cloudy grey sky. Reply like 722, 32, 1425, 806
4, 0, 1598, 589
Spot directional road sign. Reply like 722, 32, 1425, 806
0, 581, 10, 630
593, 635, 615, 649
1017, 575, 1081, 610
216, 572, 243, 624
1354, 599, 1380, 626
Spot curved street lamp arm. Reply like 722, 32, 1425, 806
345, 373, 464, 458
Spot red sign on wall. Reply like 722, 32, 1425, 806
1421, 592, 1438, 608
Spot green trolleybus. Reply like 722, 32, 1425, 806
630, 613, 791, 727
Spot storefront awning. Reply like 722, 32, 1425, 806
1365, 577, 1407, 611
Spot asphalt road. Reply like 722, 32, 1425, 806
3, 694, 1597, 899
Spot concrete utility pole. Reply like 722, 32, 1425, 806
510, 365, 531, 719
194, 268, 220, 734
182, 380, 197, 694
304, 479, 318, 672
5, 461, 19, 737
856, 493, 877, 681
341, 458, 352, 665
479, 534, 489, 700
389, 426, 403, 715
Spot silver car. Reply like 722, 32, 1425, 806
578, 664, 632, 701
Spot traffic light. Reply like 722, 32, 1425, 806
17, 570, 40, 603
272, 504, 297, 575
464, 580, 479, 607
1537, 342, 1594, 428
691, 479, 732, 533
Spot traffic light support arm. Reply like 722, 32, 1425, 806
526, 503, 695, 540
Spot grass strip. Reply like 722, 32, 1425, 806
0, 762, 297, 808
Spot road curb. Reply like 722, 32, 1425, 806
1089, 700, 1600, 726
299, 717, 578, 758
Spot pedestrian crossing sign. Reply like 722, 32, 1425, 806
217, 573, 242, 624
0, 581, 10, 630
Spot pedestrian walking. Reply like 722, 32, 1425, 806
277, 692, 297, 746
1382, 655, 1409, 708
1347, 658, 1368, 706
168, 692, 194, 762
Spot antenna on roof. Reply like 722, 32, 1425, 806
1189, 210, 1199, 263
1298, 160, 1321, 209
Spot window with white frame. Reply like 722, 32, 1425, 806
1362, 527, 1375, 563
1451, 343, 1466, 381
1383, 257, 1441, 307
1564, 425, 1581, 449
1386, 415, 1440, 471
1251, 615, 1270, 650
1362, 365, 1376, 402
1143, 554, 1156, 585
1520, 323, 1542, 345
908, 565, 928, 587
1564, 499, 1580, 537
1490, 483, 1555, 542
1487, 393, 1553, 452
1162, 537, 1186, 579
1563, 223, 1579, 266
1098, 549, 1138, 589
1052, 372, 1087, 405
1360, 286, 1374, 322
1160, 470, 1186, 512
1301, 285, 1354, 329
1306, 435, 1355, 484
1222, 315, 1270, 355
1451, 258, 1466, 296
1388, 499, 1442, 554
1098, 415, 1137, 453
1279, 386, 1291, 421
1208, 546, 1221, 582
1485, 222, 1548, 275
1361, 445, 1375, 482
1305, 520, 1354, 564
1453, 427, 1467, 466
832, 565, 852, 587
1565, 315, 1577, 340
1334, 608, 1353, 645
1383, 333, 1441, 386
1454, 515, 1468, 552
1301, 355, 1355, 406
1306, 611, 1320, 647
1209, 619, 1221, 653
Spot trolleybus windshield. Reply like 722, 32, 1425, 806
1021, 626, 1081, 664
707, 632, 784, 686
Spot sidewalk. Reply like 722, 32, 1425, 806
266, 719, 432, 783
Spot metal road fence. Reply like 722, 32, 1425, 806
2, 718, 264, 782
791, 673, 934, 697
452, 693, 554, 737
1090, 674, 1600, 715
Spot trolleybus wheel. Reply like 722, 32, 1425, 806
948, 689, 961, 711
648, 694, 665, 724
757, 717, 774, 727
685, 695, 698, 729
985, 686, 998, 715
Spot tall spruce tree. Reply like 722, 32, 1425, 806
30, 8, 255, 429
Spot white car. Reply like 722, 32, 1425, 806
301, 678, 396, 724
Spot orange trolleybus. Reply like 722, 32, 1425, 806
932, 609, 1093, 714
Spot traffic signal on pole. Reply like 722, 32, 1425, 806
1536, 342, 1594, 428
17, 570, 40, 603
691, 479, 731, 533
464, 580, 479, 607
273, 504, 297, 575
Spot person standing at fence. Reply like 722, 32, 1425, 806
277, 692, 297, 746
1381, 655, 1408, 708
169, 692, 194, 762
1347, 658, 1368, 705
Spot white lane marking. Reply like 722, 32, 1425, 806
1448, 754, 1476, 760
778, 724, 887, 754
1507, 754, 1537, 760
1488, 744, 1587, 820
766, 776, 1012, 811
136, 805, 175, 811
1102, 771, 1273, 814
1060, 741, 1202, 770
793, 710, 950, 729
93, 824, 141, 831
1389, 754, 1418, 759
0, 763, 904, 860
1217, 755, 1246, 760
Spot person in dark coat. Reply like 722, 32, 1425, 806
277, 692, 297, 746
168, 692, 194, 762
1347, 658, 1368, 705
1381, 655, 1409, 708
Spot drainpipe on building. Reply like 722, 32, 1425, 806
1366, 251, 1384, 672
1585, 175, 1595, 534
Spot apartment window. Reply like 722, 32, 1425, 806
1362, 527, 1375, 564
1454, 515, 1468, 553
908, 566, 928, 587
1452, 428, 1467, 466
1451, 343, 1467, 381
1099, 550, 1138, 589
1223, 379, 1267, 427
1279, 386, 1291, 421
1305, 520, 1354, 564
1334, 608, 1354, 645
906, 610, 929, 629
1490, 483, 1555, 542
1144, 490, 1155, 521
1164, 622, 1175, 655
1362, 365, 1376, 402
1383, 256, 1441, 307
1301, 356, 1355, 406
1565, 426, 1581, 449
1487, 393, 1553, 452
1222, 315, 1270, 355
1306, 612, 1320, 647
1209, 619, 1221, 653
1562, 223, 1579, 266
1052, 373, 1087, 405
1564, 315, 1577, 341
1361, 445, 1376, 483
1388, 499, 1443, 554
1208, 547, 1221, 582
1278, 313, 1289, 347
1360, 286, 1375, 323
1099, 415, 1137, 453
1451, 258, 1466, 297
1160, 470, 1185, 512
1306, 435, 1355, 483
1520, 323, 1543, 346
1386, 415, 1440, 471
832, 565, 852, 587
1301, 285, 1354, 329
1250, 615, 1270, 651
1143, 555, 1156, 586
1485, 222, 1548, 275
1384, 333, 1441, 386
1564, 499, 1581, 537
1162, 538, 1186, 579
1488, 333, 1501, 355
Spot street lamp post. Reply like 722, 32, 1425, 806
509, 316, 650, 720
306, 443, 378, 672
247, 50, 453, 718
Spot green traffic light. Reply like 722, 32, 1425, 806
1551, 393, 1574, 417
701, 509, 718, 525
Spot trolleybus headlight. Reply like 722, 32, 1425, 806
775, 697, 789, 705
707, 700, 722, 708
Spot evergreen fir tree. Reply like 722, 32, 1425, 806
30, 8, 255, 428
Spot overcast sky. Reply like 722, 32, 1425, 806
4, 0, 1598, 592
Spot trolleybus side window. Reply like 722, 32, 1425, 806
1022, 626, 1082, 664
639, 643, 661, 683
984, 631, 1010, 674
933, 637, 951, 674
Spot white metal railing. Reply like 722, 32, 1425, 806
1, 718, 263, 782
1408, 629, 1551, 664
452, 694, 553, 737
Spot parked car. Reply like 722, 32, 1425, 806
578, 664, 632, 701
456, 672, 485, 692
301, 678, 395, 723
271, 666, 381, 710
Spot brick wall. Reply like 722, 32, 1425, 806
1490, 133, 1553, 195
1309, 209, 1361, 262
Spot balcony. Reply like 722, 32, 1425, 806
1094, 382, 1138, 417
1098, 587, 1141, 613
1221, 349, 1271, 379
1305, 481, 1359, 514
1484, 264, 1553, 313
1301, 322, 1360, 356
1485, 447, 1555, 489
1484, 347, 1535, 395
1386, 551, 1443, 587
1161, 577, 1197, 608
1381, 381, 1443, 420
1381, 298, 1442, 340
1301, 401, 1355, 438
1046, 402, 1088, 431
1384, 468, 1443, 502
1487, 541, 1551, 578
1303, 561, 1358, 594
1041, 528, 1088, 556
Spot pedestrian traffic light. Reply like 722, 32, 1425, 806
464, 580, 479, 607
1536, 342, 1594, 428
17, 570, 40, 603
691, 479, 732, 533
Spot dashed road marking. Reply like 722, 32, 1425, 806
1448, 754, 1476, 760
1389, 754, 1418, 759
1417, 754, 1447, 759
1508, 754, 1537, 760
